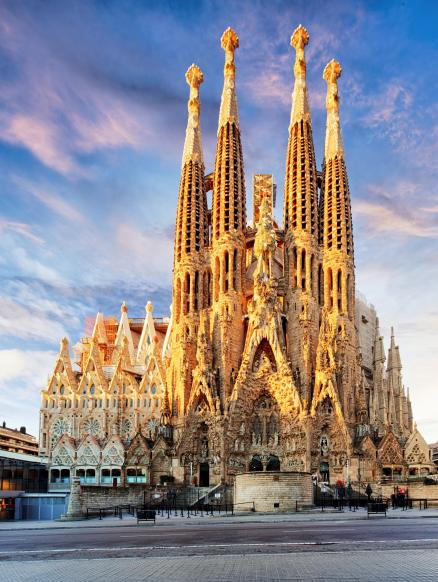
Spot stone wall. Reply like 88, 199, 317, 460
234, 471, 313, 512
379, 482, 438, 505
79, 485, 150, 511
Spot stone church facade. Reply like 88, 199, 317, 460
39, 26, 434, 492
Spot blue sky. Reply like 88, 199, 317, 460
0, 0, 437, 440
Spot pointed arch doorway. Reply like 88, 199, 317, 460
199, 462, 210, 487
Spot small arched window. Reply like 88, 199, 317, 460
60, 385, 65, 396
90, 385, 95, 395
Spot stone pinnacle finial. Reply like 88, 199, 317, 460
289, 25, 311, 127
221, 27, 239, 51
121, 301, 128, 314
221, 27, 239, 78
185, 64, 203, 116
323, 59, 342, 112
181, 63, 204, 166
185, 63, 204, 89
291, 25, 309, 80
323, 59, 343, 159
291, 24, 309, 50
323, 58, 342, 83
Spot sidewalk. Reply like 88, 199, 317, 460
1, 506, 438, 531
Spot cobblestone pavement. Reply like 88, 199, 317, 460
1, 549, 438, 581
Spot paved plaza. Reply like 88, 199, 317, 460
1, 511, 438, 580
2, 549, 438, 581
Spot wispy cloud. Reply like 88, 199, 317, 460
360, 81, 418, 145
0, 4, 183, 176
354, 200, 438, 238
244, 70, 291, 107
12, 175, 83, 222
114, 222, 173, 285
0, 298, 68, 343
0, 348, 57, 385
0, 219, 43, 244
0, 348, 57, 433
354, 181, 438, 239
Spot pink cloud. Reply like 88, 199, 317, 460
354, 200, 438, 238
0, 219, 44, 244
1, 114, 78, 175
12, 176, 83, 223
0, 9, 158, 176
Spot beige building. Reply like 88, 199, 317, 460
1, 422, 38, 457
39, 26, 434, 492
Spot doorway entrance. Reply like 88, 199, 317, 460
199, 462, 209, 487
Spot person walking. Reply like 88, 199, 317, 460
365, 483, 373, 502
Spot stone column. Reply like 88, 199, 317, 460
59, 477, 85, 521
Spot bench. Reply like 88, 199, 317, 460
367, 502, 387, 518
137, 509, 156, 524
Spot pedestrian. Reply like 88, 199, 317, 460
365, 483, 373, 502
346, 482, 353, 511
339, 483, 346, 510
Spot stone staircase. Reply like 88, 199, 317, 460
174, 486, 211, 507
175, 484, 234, 507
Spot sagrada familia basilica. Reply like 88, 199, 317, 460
39, 26, 434, 492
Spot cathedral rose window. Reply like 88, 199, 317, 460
83, 418, 100, 435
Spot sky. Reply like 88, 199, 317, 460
0, 0, 437, 441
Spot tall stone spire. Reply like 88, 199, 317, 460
387, 327, 402, 370
284, 25, 318, 237
212, 27, 246, 240
283, 26, 319, 408
170, 64, 210, 417
317, 59, 358, 426
321, 60, 354, 315
386, 327, 404, 435
174, 64, 209, 264
321, 60, 353, 260
211, 27, 246, 404
372, 319, 388, 434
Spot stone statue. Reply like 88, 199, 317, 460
320, 435, 329, 457
253, 194, 276, 280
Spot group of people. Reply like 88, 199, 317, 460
325, 481, 375, 510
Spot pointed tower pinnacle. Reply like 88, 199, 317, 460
213, 27, 246, 240
174, 64, 209, 264
218, 27, 239, 129
283, 26, 319, 403
320, 61, 352, 258
290, 24, 310, 126
387, 326, 402, 370
373, 319, 386, 364
182, 64, 204, 167
323, 59, 343, 160
284, 24, 318, 237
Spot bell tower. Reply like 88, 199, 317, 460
283, 25, 320, 408
170, 64, 210, 416
318, 59, 358, 425
211, 28, 247, 405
